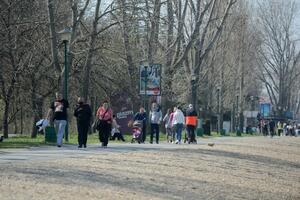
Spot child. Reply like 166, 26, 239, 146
111, 115, 125, 142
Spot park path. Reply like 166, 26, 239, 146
0, 136, 299, 200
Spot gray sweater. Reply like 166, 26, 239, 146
149, 110, 162, 124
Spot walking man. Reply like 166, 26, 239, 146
149, 102, 162, 144
185, 104, 198, 144
49, 92, 69, 147
74, 97, 92, 148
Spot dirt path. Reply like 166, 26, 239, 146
0, 137, 299, 200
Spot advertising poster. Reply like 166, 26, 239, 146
139, 64, 161, 96
260, 103, 271, 117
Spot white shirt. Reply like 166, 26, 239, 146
172, 109, 185, 125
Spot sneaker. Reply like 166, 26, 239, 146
175, 140, 179, 144
78, 145, 82, 148
57, 145, 61, 148
84, 145, 87, 148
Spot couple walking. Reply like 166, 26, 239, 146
164, 104, 197, 144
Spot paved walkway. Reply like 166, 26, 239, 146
0, 137, 238, 163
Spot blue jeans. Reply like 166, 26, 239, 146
54, 120, 67, 146
175, 124, 183, 142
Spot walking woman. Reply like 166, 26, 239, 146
96, 100, 113, 148
163, 108, 173, 143
172, 106, 185, 144
74, 97, 92, 148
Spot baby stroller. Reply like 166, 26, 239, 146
131, 120, 143, 144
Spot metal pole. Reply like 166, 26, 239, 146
144, 66, 148, 110
217, 89, 220, 134
63, 40, 69, 142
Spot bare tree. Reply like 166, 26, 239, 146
256, 0, 300, 117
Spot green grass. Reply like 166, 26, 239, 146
0, 135, 46, 148
0, 130, 261, 149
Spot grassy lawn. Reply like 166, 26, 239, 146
0, 130, 261, 149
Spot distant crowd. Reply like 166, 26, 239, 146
258, 119, 300, 137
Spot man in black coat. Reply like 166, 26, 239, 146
74, 97, 92, 148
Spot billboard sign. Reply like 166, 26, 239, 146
139, 64, 161, 96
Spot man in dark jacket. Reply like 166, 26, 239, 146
185, 104, 198, 144
74, 97, 92, 148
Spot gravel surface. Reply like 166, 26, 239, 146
0, 136, 299, 200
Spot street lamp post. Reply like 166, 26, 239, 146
217, 87, 221, 134
58, 27, 72, 142
191, 74, 196, 109
144, 65, 148, 110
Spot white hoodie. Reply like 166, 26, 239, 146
172, 109, 185, 125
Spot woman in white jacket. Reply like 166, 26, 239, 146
172, 106, 185, 144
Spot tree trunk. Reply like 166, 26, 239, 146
47, 0, 61, 77
2, 100, 9, 138
147, 0, 161, 63
82, 0, 101, 101
118, 0, 136, 98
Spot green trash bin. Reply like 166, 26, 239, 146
45, 126, 57, 143
197, 128, 204, 137
236, 130, 242, 137
221, 129, 226, 136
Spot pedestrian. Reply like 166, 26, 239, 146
149, 102, 162, 144
48, 92, 69, 147
74, 97, 92, 148
185, 104, 198, 144
277, 121, 283, 136
134, 107, 147, 143
173, 106, 185, 144
111, 115, 125, 142
163, 108, 173, 143
263, 120, 268, 136
96, 100, 113, 148
269, 119, 275, 137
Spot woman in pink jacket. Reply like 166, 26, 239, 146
96, 100, 113, 148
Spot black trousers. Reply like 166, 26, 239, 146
142, 124, 147, 142
98, 122, 111, 147
77, 122, 89, 147
150, 123, 159, 143
186, 125, 196, 143
111, 132, 125, 141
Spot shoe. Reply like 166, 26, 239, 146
84, 145, 87, 148
78, 145, 82, 148
57, 145, 61, 148
175, 140, 179, 144
150, 141, 153, 144
156, 142, 159, 144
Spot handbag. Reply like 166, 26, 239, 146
93, 109, 110, 131
92, 118, 101, 132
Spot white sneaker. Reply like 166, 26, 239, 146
175, 140, 179, 144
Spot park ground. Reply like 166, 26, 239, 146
0, 136, 299, 200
